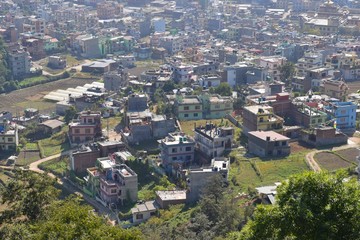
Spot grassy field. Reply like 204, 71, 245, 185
25, 142, 38, 150
229, 148, 311, 190
102, 116, 122, 131
180, 119, 233, 137
19, 75, 48, 87
38, 127, 70, 157
39, 156, 69, 177
16, 99, 56, 113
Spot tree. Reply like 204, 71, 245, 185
279, 62, 295, 84
64, 106, 77, 124
0, 171, 142, 239
214, 83, 232, 96
0, 170, 60, 223
238, 171, 360, 240
162, 81, 176, 93
31, 197, 142, 240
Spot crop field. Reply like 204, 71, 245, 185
315, 150, 357, 171
0, 77, 99, 114
16, 150, 41, 166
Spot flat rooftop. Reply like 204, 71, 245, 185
248, 131, 289, 141
181, 97, 201, 105
131, 201, 157, 214
244, 105, 273, 115
156, 190, 187, 201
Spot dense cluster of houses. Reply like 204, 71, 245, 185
1, 0, 360, 226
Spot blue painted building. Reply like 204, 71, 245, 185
324, 102, 357, 131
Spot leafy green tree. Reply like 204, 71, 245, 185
64, 106, 77, 124
214, 83, 232, 96
0, 170, 60, 223
0, 223, 33, 240
163, 81, 176, 92
279, 62, 295, 84
32, 197, 141, 240
238, 171, 360, 240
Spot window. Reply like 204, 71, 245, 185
312, 119, 316, 124
186, 155, 191, 161
172, 148, 177, 153
184, 106, 189, 111
282, 141, 287, 146
275, 141, 279, 146
111, 189, 117, 194
195, 106, 200, 110
85, 128, 91, 134
186, 146, 192, 151
318, 119, 322, 123
136, 214, 143, 220
184, 114, 189, 118
88, 118, 93, 123
74, 129, 80, 134
215, 105, 220, 109
194, 113, 198, 117
225, 103, 231, 108
7, 138, 13, 142
172, 157, 177, 161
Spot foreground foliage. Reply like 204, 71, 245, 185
234, 171, 360, 240
0, 170, 141, 240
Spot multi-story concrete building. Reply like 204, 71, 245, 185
75, 35, 102, 58
242, 105, 284, 135
152, 17, 166, 33
7, 48, 31, 78
68, 111, 102, 144
96, 1, 123, 20
23, 17, 46, 34
175, 94, 233, 120
159, 132, 195, 173
248, 131, 290, 158
99, 163, 138, 205
321, 79, 349, 100
198, 74, 221, 88
70, 143, 100, 174
104, 69, 128, 91
292, 103, 328, 128
186, 157, 230, 202
0, 121, 18, 152
159, 35, 183, 55
194, 123, 234, 160
201, 94, 233, 119
127, 94, 148, 112
323, 101, 357, 131
255, 56, 286, 81
175, 96, 203, 121
85, 156, 138, 205
296, 51, 323, 76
